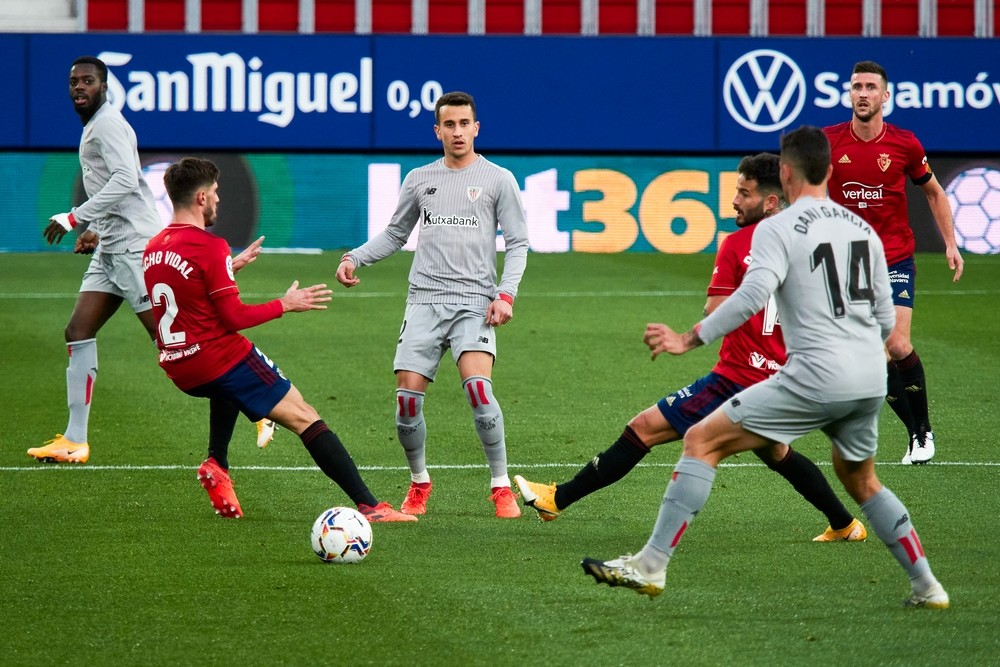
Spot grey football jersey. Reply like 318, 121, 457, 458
698, 195, 894, 401
350, 156, 528, 307
73, 103, 163, 254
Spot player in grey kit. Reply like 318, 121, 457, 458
582, 126, 949, 609
29, 55, 270, 464
28, 56, 164, 464
336, 91, 529, 519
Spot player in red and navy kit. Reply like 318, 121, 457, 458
143, 157, 414, 523
825, 60, 964, 464
516, 153, 865, 543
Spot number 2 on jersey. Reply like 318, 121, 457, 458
151, 283, 186, 346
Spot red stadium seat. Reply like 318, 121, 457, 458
655, 0, 694, 34
485, 0, 524, 33
768, 0, 806, 35
883, 0, 918, 36
826, 0, 862, 35
713, 0, 750, 35
601, 0, 638, 34
80, 0, 989, 36
202, 0, 243, 30
938, 0, 975, 36
428, 0, 469, 33
260, 0, 301, 31
542, 0, 582, 34
88, 0, 127, 30
316, 0, 356, 31
372, 0, 413, 32
146, 0, 185, 30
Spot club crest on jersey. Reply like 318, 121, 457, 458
467, 186, 483, 203
877, 153, 892, 172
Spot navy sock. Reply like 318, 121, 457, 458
897, 350, 931, 435
556, 426, 649, 509
886, 360, 917, 437
755, 446, 854, 530
301, 420, 378, 508
207, 398, 240, 469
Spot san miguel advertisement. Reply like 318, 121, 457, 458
7, 34, 1000, 152
3, 34, 998, 255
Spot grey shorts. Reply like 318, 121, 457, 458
79, 250, 152, 314
721, 379, 883, 462
393, 303, 495, 381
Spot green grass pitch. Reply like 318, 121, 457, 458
2, 250, 998, 666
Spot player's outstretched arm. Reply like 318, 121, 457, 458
281, 280, 333, 312
232, 236, 265, 273
644, 323, 703, 360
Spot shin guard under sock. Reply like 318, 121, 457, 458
301, 420, 378, 507
557, 426, 650, 509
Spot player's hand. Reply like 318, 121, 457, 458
946, 245, 964, 282
486, 299, 513, 326
232, 236, 265, 273
73, 230, 98, 254
44, 212, 77, 245
644, 322, 697, 359
336, 257, 360, 288
281, 280, 332, 313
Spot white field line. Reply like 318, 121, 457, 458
2, 460, 998, 473
2, 289, 998, 300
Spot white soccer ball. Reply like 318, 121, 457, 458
945, 166, 1000, 254
310, 507, 372, 564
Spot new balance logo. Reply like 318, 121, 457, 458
478, 336, 490, 344
424, 187, 437, 195
838, 154, 851, 164
730, 398, 741, 408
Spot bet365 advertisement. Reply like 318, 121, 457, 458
3, 153, 997, 255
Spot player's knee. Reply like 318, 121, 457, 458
463, 376, 504, 442
756, 442, 789, 467
629, 411, 677, 447
395, 388, 425, 427
462, 376, 499, 414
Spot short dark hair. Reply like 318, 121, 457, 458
435, 91, 477, 122
780, 126, 831, 186
71, 56, 108, 83
736, 152, 782, 198
853, 60, 888, 87
164, 157, 219, 207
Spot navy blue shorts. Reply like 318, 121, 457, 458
184, 346, 291, 422
656, 371, 746, 436
887, 257, 916, 308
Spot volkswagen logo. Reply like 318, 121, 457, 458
724, 49, 806, 132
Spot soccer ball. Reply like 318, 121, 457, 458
944, 166, 1000, 255
310, 507, 372, 564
